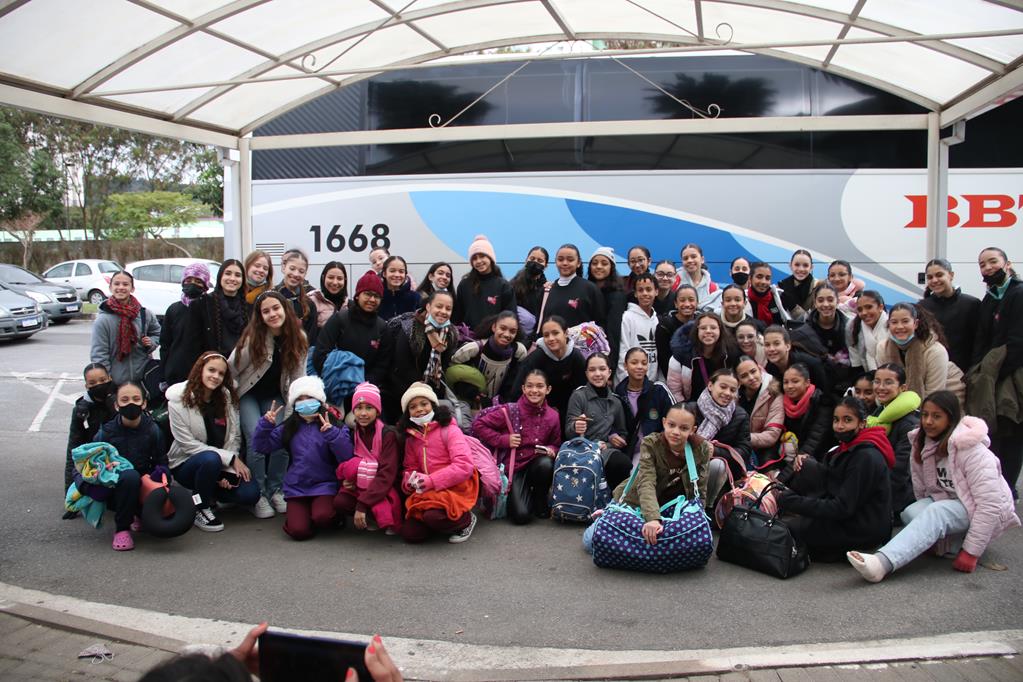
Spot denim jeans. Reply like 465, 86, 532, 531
582, 523, 596, 554
172, 451, 261, 509
239, 393, 288, 498
878, 496, 970, 571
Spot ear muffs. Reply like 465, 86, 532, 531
140, 485, 196, 538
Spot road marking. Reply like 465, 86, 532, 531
9, 372, 80, 406
28, 372, 69, 432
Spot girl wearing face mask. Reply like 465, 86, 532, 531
564, 353, 632, 492
875, 303, 965, 405
509, 246, 549, 335
64, 363, 119, 515
167, 353, 259, 533
416, 262, 454, 306
775, 396, 894, 562
390, 291, 456, 405
541, 243, 606, 331
197, 259, 250, 358
243, 251, 273, 305
972, 247, 1023, 499
275, 249, 318, 343
779, 249, 818, 319
684, 369, 752, 506
513, 316, 587, 426
308, 261, 348, 330
398, 382, 479, 544
655, 285, 698, 382
667, 312, 739, 402
452, 235, 516, 330
846, 290, 888, 374
450, 311, 528, 404
735, 357, 783, 464
729, 257, 752, 288
253, 376, 352, 541
652, 260, 679, 316
917, 258, 980, 373
90, 271, 161, 388
678, 243, 722, 312
160, 262, 211, 386
613, 347, 675, 461
230, 291, 309, 519
867, 363, 921, 518
849, 390, 1020, 582
378, 255, 421, 322
89, 382, 168, 551
588, 247, 628, 368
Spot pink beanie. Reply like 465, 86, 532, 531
352, 382, 382, 413
467, 234, 496, 264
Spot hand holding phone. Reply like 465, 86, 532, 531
259, 629, 370, 682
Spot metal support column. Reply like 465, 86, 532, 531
238, 137, 253, 257
219, 146, 241, 260
925, 112, 944, 261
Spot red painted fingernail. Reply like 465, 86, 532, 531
367, 644, 376, 654
373, 634, 382, 644
346, 667, 356, 681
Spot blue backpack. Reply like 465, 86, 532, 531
549, 438, 610, 523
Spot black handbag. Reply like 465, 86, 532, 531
716, 482, 810, 579
139, 309, 165, 406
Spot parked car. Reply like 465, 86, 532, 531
0, 264, 81, 324
124, 258, 220, 319
0, 282, 46, 340
43, 259, 121, 305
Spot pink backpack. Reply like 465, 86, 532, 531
441, 426, 502, 501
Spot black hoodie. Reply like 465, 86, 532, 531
919, 287, 981, 373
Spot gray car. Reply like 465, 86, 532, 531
0, 264, 81, 324
0, 282, 45, 340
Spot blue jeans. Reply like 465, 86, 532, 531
172, 451, 261, 509
878, 497, 970, 571
582, 523, 596, 554
239, 393, 287, 498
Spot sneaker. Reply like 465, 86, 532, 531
270, 491, 288, 513
252, 496, 275, 519
193, 508, 224, 533
448, 512, 477, 544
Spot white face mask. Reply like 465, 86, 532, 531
409, 411, 434, 426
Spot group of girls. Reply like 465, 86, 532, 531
76, 239, 1020, 577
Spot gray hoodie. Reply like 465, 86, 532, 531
89, 303, 161, 387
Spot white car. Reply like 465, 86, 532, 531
43, 259, 122, 305
125, 258, 220, 319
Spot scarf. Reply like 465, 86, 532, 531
217, 290, 248, 337
245, 281, 268, 305
836, 425, 896, 468
783, 383, 816, 419
423, 321, 451, 385
485, 335, 515, 360
696, 388, 736, 440
747, 286, 775, 326
786, 275, 812, 310
866, 390, 921, 434
105, 296, 142, 360
354, 421, 384, 491
988, 276, 1013, 300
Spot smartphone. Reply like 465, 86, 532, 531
259, 629, 369, 682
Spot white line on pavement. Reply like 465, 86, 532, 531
29, 372, 69, 432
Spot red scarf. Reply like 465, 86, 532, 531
105, 295, 142, 360
747, 286, 774, 325
837, 425, 896, 468
783, 383, 816, 419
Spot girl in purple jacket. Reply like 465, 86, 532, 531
848, 390, 1020, 582
253, 376, 353, 541
474, 369, 563, 524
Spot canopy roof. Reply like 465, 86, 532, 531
0, 0, 1021, 147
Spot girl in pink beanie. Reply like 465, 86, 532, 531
453, 234, 517, 331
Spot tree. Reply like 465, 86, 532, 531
188, 147, 224, 217
105, 191, 210, 259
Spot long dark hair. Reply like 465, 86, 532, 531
474, 310, 522, 344
889, 302, 946, 346
587, 253, 623, 291
510, 246, 548, 303
236, 291, 308, 376
181, 352, 239, 415
319, 260, 348, 308
417, 261, 453, 301
851, 290, 885, 345
688, 311, 739, 366
914, 390, 962, 464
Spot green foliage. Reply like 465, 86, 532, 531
105, 191, 210, 241
188, 148, 224, 217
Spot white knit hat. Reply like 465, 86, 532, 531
288, 375, 327, 407
400, 381, 438, 413
589, 246, 616, 265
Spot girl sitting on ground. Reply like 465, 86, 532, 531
512, 315, 587, 427
684, 368, 752, 506
63, 363, 118, 517
565, 353, 632, 492
735, 357, 783, 468
614, 347, 675, 462
868, 363, 922, 519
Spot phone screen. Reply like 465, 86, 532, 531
259, 630, 369, 682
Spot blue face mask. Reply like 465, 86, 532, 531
426, 314, 450, 329
892, 334, 915, 348
295, 399, 321, 416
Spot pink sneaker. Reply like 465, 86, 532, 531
112, 530, 134, 551
130, 516, 142, 532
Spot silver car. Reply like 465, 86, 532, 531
0, 283, 45, 340
0, 264, 81, 324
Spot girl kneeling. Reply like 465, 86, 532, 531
253, 376, 353, 540
398, 383, 479, 544
848, 391, 1020, 581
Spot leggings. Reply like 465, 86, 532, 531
283, 495, 338, 541
400, 509, 471, 544
603, 448, 633, 493
508, 456, 555, 525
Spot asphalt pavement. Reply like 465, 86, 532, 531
0, 319, 1021, 663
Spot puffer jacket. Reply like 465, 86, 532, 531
741, 374, 784, 454
910, 416, 1021, 557
308, 289, 346, 329
614, 376, 675, 454
875, 335, 966, 407
253, 415, 352, 498
93, 413, 167, 475
165, 381, 241, 469
401, 421, 475, 492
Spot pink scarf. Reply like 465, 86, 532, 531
354, 421, 384, 490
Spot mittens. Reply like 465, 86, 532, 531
952, 549, 979, 573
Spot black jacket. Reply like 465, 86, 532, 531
873, 405, 920, 517
512, 346, 587, 425
973, 278, 1023, 379
655, 312, 689, 382
783, 389, 833, 460
453, 273, 516, 330
388, 312, 455, 397
378, 279, 422, 322
779, 438, 893, 554
160, 301, 202, 385
685, 401, 753, 471
600, 287, 628, 369
93, 413, 168, 475
918, 287, 980, 373
614, 377, 675, 454
543, 277, 606, 330
313, 307, 392, 387
65, 394, 118, 490
276, 283, 319, 345
766, 349, 832, 399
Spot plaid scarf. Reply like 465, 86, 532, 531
423, 322, 451, 385
105, 295, 142, 360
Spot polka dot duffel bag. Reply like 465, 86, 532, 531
591, 446, 712, 574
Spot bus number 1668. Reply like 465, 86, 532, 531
308, 224, 391, 253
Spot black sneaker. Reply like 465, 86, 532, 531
193, 507, 224, 533
448, 512, 477, 544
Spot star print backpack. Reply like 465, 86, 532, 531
549, 437, 610, 522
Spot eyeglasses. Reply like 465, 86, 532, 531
628, 258, 648, 265
655, 271, 676, 278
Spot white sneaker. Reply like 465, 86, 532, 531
252, 496, 275, 519
270, 491, 288, 513
193, 508, 224, 533
448, 512, 477, 544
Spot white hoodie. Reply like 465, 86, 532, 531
617, 302, 659, 384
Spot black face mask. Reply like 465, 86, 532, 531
834, 429, 858, 444
731, 272, 750, 286
982, 268, 1007, 288
119, 403, 143, 420
182, 283, 205, 299
87, 381, 114, 403
524, 261, 544, 277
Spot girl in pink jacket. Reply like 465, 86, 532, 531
398, 382, 479, 544
848, 390, 1020, 582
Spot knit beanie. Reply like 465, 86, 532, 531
467, 234, 497, 264
400, 381, 438, 413
352, 382, 382, 413
182, 262, 211, 288
355, 269, 384, 298
589, 246, 616, 265
288, 375, 328, 407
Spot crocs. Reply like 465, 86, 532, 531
112, 530, 134, 551
130, 516, 142, 532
